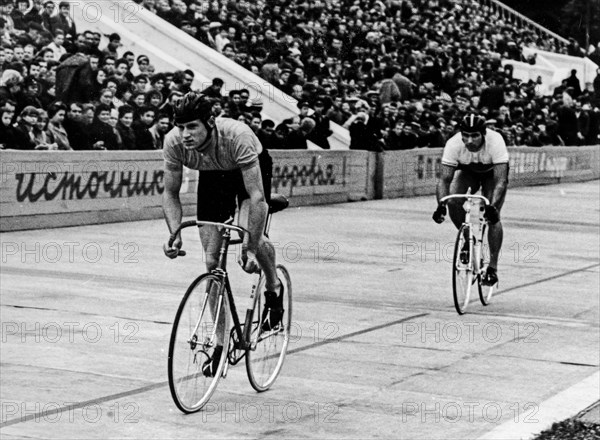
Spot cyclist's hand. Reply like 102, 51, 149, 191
484, 205, 500, 225
239, 247, 260, 273
432, 203, 446, 224
163, 235, 184, 259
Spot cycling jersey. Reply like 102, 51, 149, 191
441, 129, 509, 173
163, 118, 262, 172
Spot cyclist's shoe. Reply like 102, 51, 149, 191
202, 345, 223, 377
261, 283, 284, 332
482, 267, 498, 286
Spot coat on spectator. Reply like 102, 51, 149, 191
46, 121, 72, 150
117, 122, 136, 150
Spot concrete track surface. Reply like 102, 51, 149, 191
1, 181, 599, 439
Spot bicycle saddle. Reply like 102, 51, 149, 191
269, 194, 289, 214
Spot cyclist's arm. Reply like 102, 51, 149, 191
240, 161, 268, 253
490, 163, 508, 208
162, 162, 183, 235
436, 164, 456, 204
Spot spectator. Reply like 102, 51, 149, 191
40, 1, 55, 32
90, 103, 119, 150
102, 33, 122, 60
307, 99, 332, 149
46, 101, 72, 150
0, 101, 18, 149
50, 2, 76, 41
201, 77, 224, 98
116, 104, 136, 150
565, 69, 583, 99
12, 105, 39, 150
44, 29, 67, 61
0, 70, 23, 108
149, 112, 170, 149
132, 105, 155, 149
63, 101, 90, 149
286, 117, 315, 149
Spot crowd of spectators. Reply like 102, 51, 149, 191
1, 0, 599, 151
136, 0, 600, 150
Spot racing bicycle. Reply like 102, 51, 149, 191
440, 189, 495, 314
167, 194, 292, 413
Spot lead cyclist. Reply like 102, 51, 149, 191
432, 113, 509, 286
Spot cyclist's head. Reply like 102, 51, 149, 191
173, 91, 214, 126
459, 113, 486, 151
173, 91, 216, 150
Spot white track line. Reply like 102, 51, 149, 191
478, 371, 600, 440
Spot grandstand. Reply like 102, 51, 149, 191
1, 0, 598, 151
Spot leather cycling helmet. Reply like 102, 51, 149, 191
459, 113, 486, 135
173, 91, 214, 125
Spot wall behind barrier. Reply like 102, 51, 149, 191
0, 150, 377, 232
380, 145, 600, 199
1, 147, 597, 231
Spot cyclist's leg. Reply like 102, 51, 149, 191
481, 173, 507, 271
447, 170, 480, 229
237, 200, 280, 292
196, 170, 239, 349
237, 149, 280, 292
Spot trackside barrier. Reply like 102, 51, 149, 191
379, 145, 600, 199
0, 147, 597, 231
0, 150, 376, 232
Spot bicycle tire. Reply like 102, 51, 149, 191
453, 224, 473, 315
168, 273, 230, 413
477, 223, 495, 306
246, 264, 292, 392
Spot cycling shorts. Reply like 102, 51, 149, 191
196, 150, 273, 222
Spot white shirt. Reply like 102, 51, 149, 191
442, 129, 509, 173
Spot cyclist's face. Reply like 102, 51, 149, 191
177, 119, 210, 150
462, 131, 484, 152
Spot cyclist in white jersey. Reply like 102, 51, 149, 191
433, 113, 509, 286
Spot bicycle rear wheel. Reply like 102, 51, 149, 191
246, 264, 292, 392
453, 224, 474, 315
478, 224, 495, 305
168, 274, 230, 413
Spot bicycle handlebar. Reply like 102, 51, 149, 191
168, 220, 249, 247
440, 193, 490, 206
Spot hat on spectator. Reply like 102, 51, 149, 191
20, 106, 39, 117
288, 48, 302, 57
314, 99, 325, 107
58, 1, 70, 8
137, 55, 150, 64
297, 101, 310, 109
411, 122, 421, 130
209, 22, 222, 29
199, 18, 210, 26
180, 20, 191, 27
43, 0, 54, 6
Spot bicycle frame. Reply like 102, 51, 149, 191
168, 218, 268, 360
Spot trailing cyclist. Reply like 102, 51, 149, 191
161, 91, 284, 376
432, 113, 509, 286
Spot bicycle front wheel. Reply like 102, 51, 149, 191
478, 224, 495, 306
246, 264, 292, 392
453, 224, 474, 315
168, 274, 230, 413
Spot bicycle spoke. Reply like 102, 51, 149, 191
246, 265, 292, 392
168, 275, 229, 413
